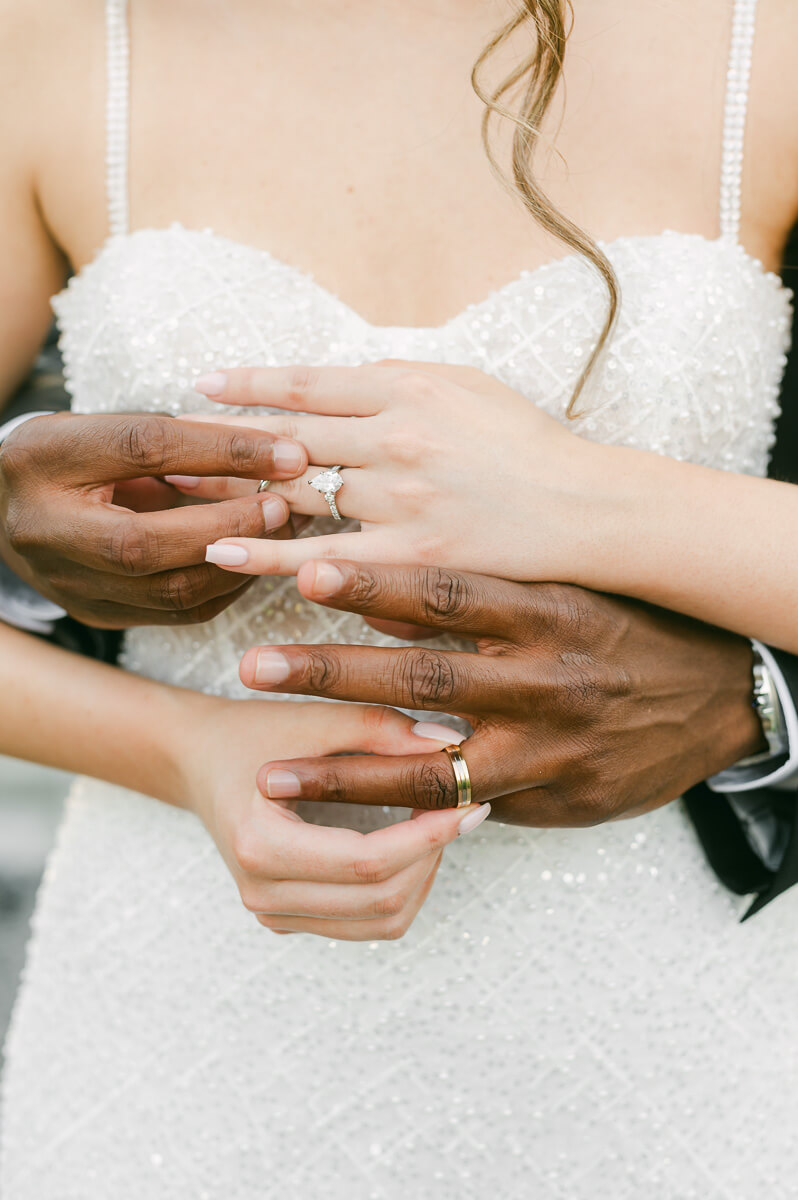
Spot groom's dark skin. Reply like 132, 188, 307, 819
0, 413, 765, 825
0, 411, 304, 627
242, 560, 766, 826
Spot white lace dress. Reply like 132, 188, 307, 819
1, 1, 796, 1196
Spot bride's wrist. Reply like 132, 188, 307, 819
138, 684, 221, 818
562, 441, 653, 593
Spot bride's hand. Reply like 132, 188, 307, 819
175, 694, 488, 941
172, 363, 608, 585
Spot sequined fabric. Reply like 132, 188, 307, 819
3, 0, 798, 1192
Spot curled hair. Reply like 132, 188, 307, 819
471, 1, 619, 417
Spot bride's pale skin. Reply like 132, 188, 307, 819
0, 0, 797, 938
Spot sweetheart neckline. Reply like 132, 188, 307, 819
54, 222, 793, 336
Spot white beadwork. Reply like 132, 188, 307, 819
2, 1, 797, 1198
720, 0, 757, 242
105, 0, 129, 238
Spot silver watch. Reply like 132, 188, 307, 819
735, 647, 789, 766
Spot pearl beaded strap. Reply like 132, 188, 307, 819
720, 0, 758, 243
105, 0, 130, 238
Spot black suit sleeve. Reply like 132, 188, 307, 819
686, 225, 798, 918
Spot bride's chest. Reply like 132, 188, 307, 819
53, 226, 791, 479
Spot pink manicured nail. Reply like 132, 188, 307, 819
205, 544, 250, 566
457, 803, 491, 837
194, 371, 228, 397
254, 650, 291, 685
261, 496, 286, 531
164, 475, 201, 489
265, 769, 302, 799
272, 441, 305, 474
411, 722, 465, 744
309, 562, 344, 597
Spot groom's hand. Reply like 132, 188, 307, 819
240, 561, 767, 827
0, 411, 306, 628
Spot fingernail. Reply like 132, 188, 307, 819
261, 496, 286, 531
265, 769, 302, 799
457, 803, 490, 837
194, 371, 228, 397
272, 441, 305, 474
254, 649, 292, 685
164, 475, 201, 489
411, 722, 465, 744
205, 543, 250, 566
309, 561, 344, 597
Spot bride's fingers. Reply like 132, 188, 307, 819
195, 364, 412, 415
178, 411, 374, 468
164, 473, 256, 500
205, 529, 386, 575
251, 798, 478, 884
304, 699, 463, 759
255, 855, 444, 940
251, 853, 439, 921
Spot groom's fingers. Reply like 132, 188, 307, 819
295, 560, 533, 643
240, 643, 513, 714
18, 411, 309, 484
256, 735, 528, 811
46, 492, 291, 576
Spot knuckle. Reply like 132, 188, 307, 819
384, 430, 427, 468
225, 432, 263, 475
273, 416, 300, 443
360, 705, 395, 737
395, 370, 445, 406
0, 437, 32, 485
302, 649, 341, 694
156, 569, 202, 612
343, 566, 382, 608
419, 567, 473, 623
372, 886, 407, 919
232, 829, 265, 879
414, 534, 445, 566
397, 758, 455, 810
4, 507, 43, 556
104, 520, 158, 575
218, 502, 272, 540
398, 648, 457, 709
352, 854, 391, 886
119, 417, 171, 473
284, 365, 319, 405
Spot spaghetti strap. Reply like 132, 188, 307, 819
719, 0, 758, 242
105, 0, 130, 237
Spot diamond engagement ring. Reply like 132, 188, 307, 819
308, 466, 345, 520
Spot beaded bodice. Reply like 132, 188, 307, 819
51, 0, 792, 698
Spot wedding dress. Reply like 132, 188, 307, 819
1, 1, 796, 1196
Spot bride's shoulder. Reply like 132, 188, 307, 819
0, 0, 104, 158
0, 0, 103, 96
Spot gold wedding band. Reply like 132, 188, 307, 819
443, 744, 472, 808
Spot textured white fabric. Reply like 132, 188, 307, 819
3, 0, 798, 1195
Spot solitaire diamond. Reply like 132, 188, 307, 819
309, 469, 343, 496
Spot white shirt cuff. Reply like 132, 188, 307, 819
708, 640, 798, 793
0, 411, 67, 630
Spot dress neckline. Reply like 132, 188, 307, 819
53, 222, 793, 337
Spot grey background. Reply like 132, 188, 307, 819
0, 759, 70, 1047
